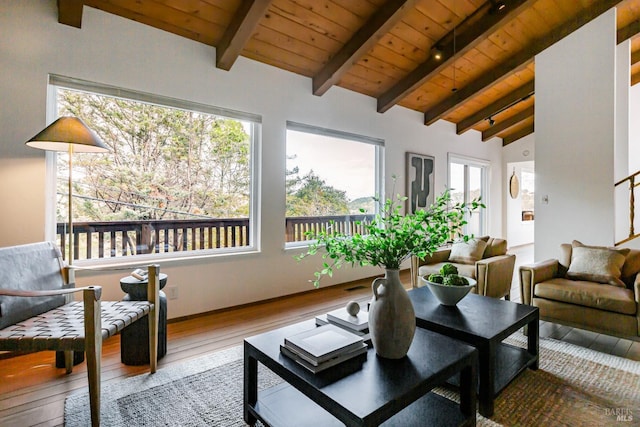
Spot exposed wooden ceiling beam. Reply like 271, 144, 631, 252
424, 0, 625, 126
632, 72, 640, 86
482, 106, 534, 141
617, 19, 640, 44
57, 0, 84, 28
632, 50, 640, 65
216, 0, 272, 71
457, 80, 534, 134
313, 0, 416, 96
376, 0, 532, 113
503, 124, 534, 146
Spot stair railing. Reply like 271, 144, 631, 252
614, 170, 640, 245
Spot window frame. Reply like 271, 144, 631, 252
284, 121, 385, 249
447, 153, 490, 237
46, 74, 262, 265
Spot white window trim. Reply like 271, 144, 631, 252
284, 121, 385, 249
46, 75, 262, 266
49, 75, 261, 123
447, 153, 490, 236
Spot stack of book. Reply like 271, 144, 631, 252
281, 324, 367, 373
315, 306, 370, 343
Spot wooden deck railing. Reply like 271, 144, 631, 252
57, 218, 250, 261
285, 214, 373, 243
57, 214, 374, 261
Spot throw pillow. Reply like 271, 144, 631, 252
448, 238, 488, 265
482, 237, 508, 258
566, 240, 630, 287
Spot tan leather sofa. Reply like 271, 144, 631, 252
410, 236, 515, 300
520, 242, 640, 340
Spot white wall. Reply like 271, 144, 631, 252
629, 83, 640, 246
534, 10, 617, 261
616, 40, 631, 181
0, 2, 503, 319
615, 39, 631, 244
630, 84, 640, 173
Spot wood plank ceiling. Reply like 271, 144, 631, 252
58, 0, 640, 146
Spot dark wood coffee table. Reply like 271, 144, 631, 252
408, 287, 539, 418
244, 319, 478, 426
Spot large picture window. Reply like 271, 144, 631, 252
49, 76, 260, 262
285, 122, 383, 246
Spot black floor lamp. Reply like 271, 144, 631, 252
26, 116, 109, 265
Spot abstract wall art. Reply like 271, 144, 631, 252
406, 152, 435, 214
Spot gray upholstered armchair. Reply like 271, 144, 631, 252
410, 236, 516, 300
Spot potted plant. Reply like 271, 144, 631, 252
297, 188, 482, 358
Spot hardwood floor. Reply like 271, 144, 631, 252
0, 275, 380, 427
1, 247, 638, 426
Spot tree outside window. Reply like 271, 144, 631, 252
285, 124, 382, 245
54, 86, 256, 261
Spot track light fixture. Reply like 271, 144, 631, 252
432, 46, 443, 61
489, 0, 506, 14
484, 91, 534, 128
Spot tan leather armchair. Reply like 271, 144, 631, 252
411, 236, 516, 300
520, 242, 640, 340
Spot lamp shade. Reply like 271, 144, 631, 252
26, 117, 109, 153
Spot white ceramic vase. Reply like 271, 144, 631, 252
368, 269, 416, 359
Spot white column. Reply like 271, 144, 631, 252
535, 9, 617, 260
615, 39, 631, 245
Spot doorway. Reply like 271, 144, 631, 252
506, 161, 534, 246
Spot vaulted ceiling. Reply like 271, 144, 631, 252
58, 0, 640, 146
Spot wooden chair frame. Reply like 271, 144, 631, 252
0, 264, 159, 427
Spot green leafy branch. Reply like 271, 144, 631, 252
296, 188, 484, 287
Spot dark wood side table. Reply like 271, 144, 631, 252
244, 319, 478, 427
409, 287, 539, 418
119, 273, 168, 365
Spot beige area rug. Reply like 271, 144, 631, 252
469, 333, 639, 426
65, 334, 640, 426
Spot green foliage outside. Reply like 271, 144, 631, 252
57, 90, 360, 226
58, 88, 357, 225
285, 156, 370, 217
285, 170, 350, 217
58, 89, 251, 222
348, 197, 376, 215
